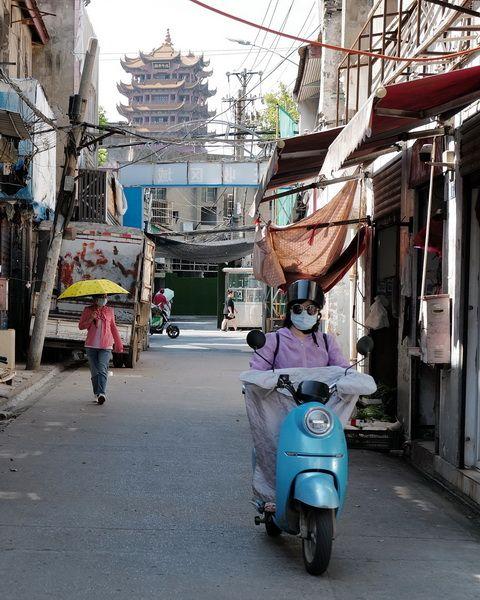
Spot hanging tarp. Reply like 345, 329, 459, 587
152, 236, 254, 263
253, 179, 365, 290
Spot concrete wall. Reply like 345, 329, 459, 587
32, 0, 99, 185
298, 97, 318, 133
341, 0, 374, 48
319, 0, 343, 128
123, 184, 255, 233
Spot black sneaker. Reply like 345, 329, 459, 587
97, 394, 106, 405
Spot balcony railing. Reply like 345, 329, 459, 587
336, 0, 480, 125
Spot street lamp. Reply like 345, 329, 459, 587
227, 38, 298, 66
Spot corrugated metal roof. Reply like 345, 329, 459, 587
0, 110, 29, 140
293, 45, 322, 102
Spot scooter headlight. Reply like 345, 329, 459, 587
304, 408, 333, 436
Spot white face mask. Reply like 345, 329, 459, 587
96, 297, 107, 307
291, 310, 318, 332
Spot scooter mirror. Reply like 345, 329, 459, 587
356, 335, 374, 357
246, 330, 266, 350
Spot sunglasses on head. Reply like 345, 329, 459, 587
291, 303, 320, 316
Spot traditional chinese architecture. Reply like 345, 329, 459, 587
117, 30, 216, 136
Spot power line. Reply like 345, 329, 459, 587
188, 0, 480, 64
273, 1, 317, 84
249, 0, 279, 72
253, 0, 295, 75
236, 0, 274, 70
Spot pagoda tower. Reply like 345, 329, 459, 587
117, 30, 216, 136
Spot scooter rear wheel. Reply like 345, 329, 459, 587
264, 513, 282, 537
302, 509, 334, 576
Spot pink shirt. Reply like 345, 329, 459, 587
79, 305, 124, 352
249, 327, 349, 371
85, 319, 112, 350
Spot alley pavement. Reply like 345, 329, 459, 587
0, 319, 479, 600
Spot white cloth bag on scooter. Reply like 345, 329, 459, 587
240, 367, 376, 502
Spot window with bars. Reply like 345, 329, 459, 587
152, 202, 173, 225
145, 188, 172, 226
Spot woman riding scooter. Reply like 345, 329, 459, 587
243, 279, 376, 575
250, 280, 349, 371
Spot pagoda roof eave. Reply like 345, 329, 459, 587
133, 80, 187, 91
122, 101, 187, 112
117, 104, 132, 119
117, 81, 133, 96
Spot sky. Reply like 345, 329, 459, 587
86, 0, 320, 126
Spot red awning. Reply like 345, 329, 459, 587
253, 66, 480, 214
322, 65, 480, 175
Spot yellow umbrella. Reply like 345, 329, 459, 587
58, 279, 129, 300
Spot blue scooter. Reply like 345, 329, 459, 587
245, 330, 373, 575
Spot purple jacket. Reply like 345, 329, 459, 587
249, 327, 349, 371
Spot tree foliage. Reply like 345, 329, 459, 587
98, 105, 108, 127
260, 83, 299, 136
98, 106, 108, 166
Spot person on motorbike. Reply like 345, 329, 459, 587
250, 280, 349, 371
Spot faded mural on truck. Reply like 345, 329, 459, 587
58, 239, 141, 299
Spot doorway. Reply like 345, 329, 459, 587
370, 217, 399, 392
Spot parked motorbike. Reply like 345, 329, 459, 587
150, 305, 180, 338
244, 330, 374, 576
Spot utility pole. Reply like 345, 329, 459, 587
27, 38, 98, 370
224, 69, 262, 235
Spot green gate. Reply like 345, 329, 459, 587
165, 274, 218, 316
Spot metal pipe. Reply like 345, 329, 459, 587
261, 173, 367, 203
418, 136, 437, 321
397, 0, 403, 57
381, 0, 388, 82
345, 54, 351, 123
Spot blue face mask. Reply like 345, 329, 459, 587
95, 297, 107, 307
291, 310, 318, 331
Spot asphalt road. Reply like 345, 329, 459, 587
0, 319, 479, 599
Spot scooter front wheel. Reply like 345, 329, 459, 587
166, 325, 180, 338
264, 513, 282, 537
302, 509, 334, 576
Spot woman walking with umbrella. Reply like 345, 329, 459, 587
59, 279, 127, 405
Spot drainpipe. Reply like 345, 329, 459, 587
349, 263, 357, 364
